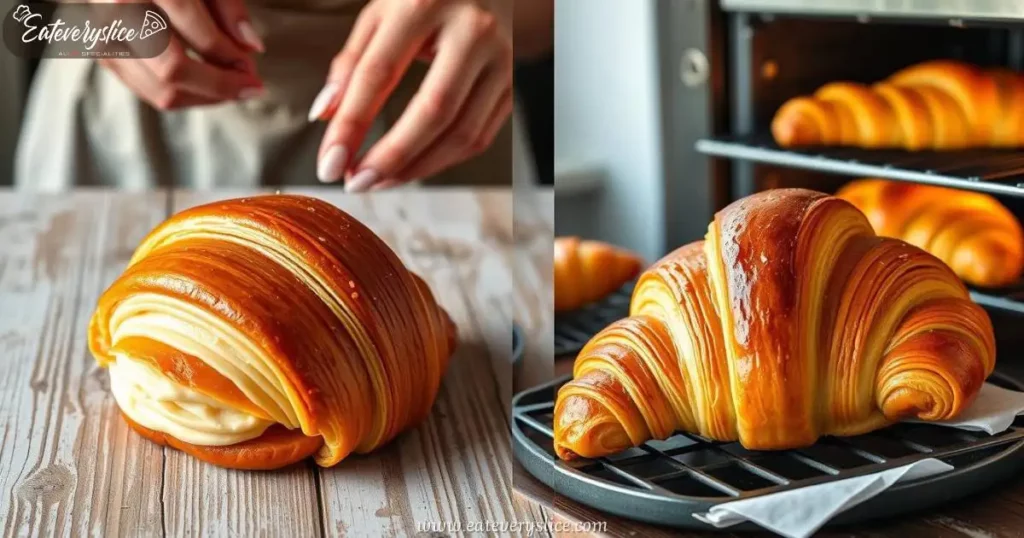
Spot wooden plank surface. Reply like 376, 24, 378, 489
0, 191, 167, 537
0, 188, 542, 537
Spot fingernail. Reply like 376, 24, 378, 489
370, 179, 400, 191
308, 83, 340, 122
345, 169, 379, 193
317, 146, 348, 183
238, 87, 264, 100
237, 20, 265, 53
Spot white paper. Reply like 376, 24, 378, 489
690, 381, 1024, 538
693, 458, 953, 538
916, 382, 1024, 434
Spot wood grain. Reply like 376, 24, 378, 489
0, 191, 167, 537
0, 188, 541, 537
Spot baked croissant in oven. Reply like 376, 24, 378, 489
88, 195, 457, 470
554, 237, 643, 312
554, 189, 995, 460
837, 179, 1024, 288
772, 60, 1024, 149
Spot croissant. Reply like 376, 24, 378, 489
772, 60, 1024, 149
837, 179, 1024, 288
88, 195, 457, 470
554, 189, 995, 460
554, 237, 643, 312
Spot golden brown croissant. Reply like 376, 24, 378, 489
772, 60, 1024, 149
88, 195, 457, 470
554, 237, 643, 312
554, 189, 995, 460
837, 179, 1024, 288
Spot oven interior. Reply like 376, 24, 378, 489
698, 6, 1024, 358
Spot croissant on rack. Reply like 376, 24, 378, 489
554, 237, 643, 312
554, 189, 995, 460
772, 59, 1024, 149
88, 195, 457, 470
837, 179, 1024, 288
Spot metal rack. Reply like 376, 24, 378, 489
696, 136, 1024, 198
513, 372, 1024, 531
553, 282, 634, 357
720, 0, 1024, 23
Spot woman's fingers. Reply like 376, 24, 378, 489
344, 11, 502, 190
308, 12, 379, 122
101, 36, 263, 110
316, 11, 431, 183
206, 0, 266, 53
153, 0, 255, 71
382, 87, 512, 188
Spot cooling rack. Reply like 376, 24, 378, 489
553, 281, 634, 357
513, 371, 1024, 531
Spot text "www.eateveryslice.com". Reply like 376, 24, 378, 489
415, 520, 607, 534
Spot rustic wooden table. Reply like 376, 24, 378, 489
0, 186, 553, 537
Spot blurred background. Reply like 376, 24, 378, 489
0, 0, 556, 190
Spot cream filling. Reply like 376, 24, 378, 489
109, 354, 272, 446
106, 293, 302, 446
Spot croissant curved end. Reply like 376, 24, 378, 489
89, 195, 457, 469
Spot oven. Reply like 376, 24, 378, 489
663, 0, 1024, 354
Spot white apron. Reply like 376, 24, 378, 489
14, 0, 511, 190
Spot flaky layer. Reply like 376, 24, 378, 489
772, 60, 1024, 149
554, 189, 995, 460
90, 195, 457, 469
837, 179, 1024, 288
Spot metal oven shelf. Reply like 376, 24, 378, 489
720, 0, 1024, 24
696, 135, 1024, 198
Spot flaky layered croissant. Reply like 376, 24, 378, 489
838, 179, 1024, 288
554, 189, 995, 460
554, 237, 643, 312
772, 60, 1024, 149
89, 195, 457, 470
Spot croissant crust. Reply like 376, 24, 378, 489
89, 195, 457, 469
772, 60, 1024, 149
554, 237, 643, 312
554, 189, 995, 460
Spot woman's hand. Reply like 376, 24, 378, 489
98, 0, 266, 110
310, 0, 513, 191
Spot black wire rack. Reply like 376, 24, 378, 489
696, 135, 1024, 198
553, 281, 634, 357
513, 372, 1024, 531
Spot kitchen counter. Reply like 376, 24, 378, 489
0, 187, 549, 537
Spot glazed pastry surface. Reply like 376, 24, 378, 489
838, 179, 1024, 287
772, 60, 1024, 149
89, 195, 457, 469
554, 237, 643, 312
554, 189, 995, 459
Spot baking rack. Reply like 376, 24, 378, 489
696, 135, 1024, 198
512, 371, 1024, 531
553, 281, 634, 357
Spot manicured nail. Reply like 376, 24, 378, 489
317, 146, 348, 183
345, 169, 379, 193
370, 179, 400, 191
237, 21, 265, 53
308, 83, 340, 122
238, 87, 264, 100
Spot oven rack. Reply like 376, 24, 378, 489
696, 135, 1024, 198
720, 0, 1024, 24
513, 372, 1024, 531
553, 281, 633, 357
